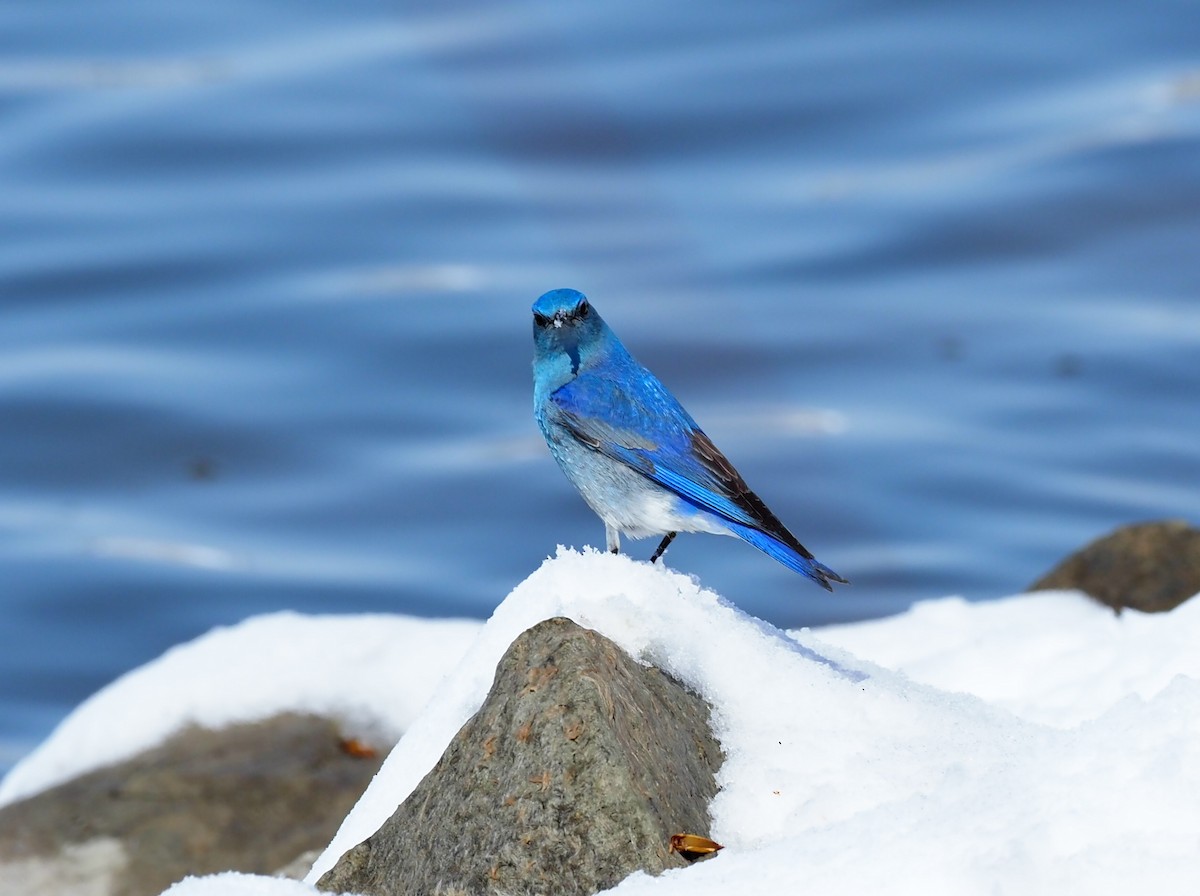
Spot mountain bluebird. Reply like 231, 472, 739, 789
532, 288, 847, 591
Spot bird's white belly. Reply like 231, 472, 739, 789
549, 435, 731, 540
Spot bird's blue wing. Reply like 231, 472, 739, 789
547, 364, 777, 532
547, 364, 846, 589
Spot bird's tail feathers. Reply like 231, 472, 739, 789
726, 520, 848, 591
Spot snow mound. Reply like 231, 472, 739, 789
6, 549, 1200, 895
816, 589, 1200, 726
0, 612, 481, 807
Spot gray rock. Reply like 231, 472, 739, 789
318, 617, 723, 896
1030, 519, 1200, 613
0, 713, 384, 896
274, 848, 324, 881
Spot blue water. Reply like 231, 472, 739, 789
2, 1, 1198, 775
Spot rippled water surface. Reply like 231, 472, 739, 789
2, 1, 1198, 772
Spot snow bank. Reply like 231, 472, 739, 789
816, 589, 1200, 726
6, 549, 1199, 895
0, 612, 481, 807
160, 873, 317, 896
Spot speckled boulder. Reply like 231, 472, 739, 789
318, 617, 723, 896
0, 713, 383, 896
1030, 520, 1200, 613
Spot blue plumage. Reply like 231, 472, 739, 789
532, 288, 847, 591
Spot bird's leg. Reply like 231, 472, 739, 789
606, 525, 620, 554
649, 532, 677, 564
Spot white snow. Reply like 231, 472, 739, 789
815, 590, 1200, 727
0, 611, 482, 807
5, 548, 1200, 896
162, 873, 319, 896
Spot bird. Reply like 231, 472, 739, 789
532, 287, 847, 591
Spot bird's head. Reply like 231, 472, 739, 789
532, 288, 607, 383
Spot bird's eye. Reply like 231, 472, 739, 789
576, 302, 590, 319
533, 312, 550, 327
